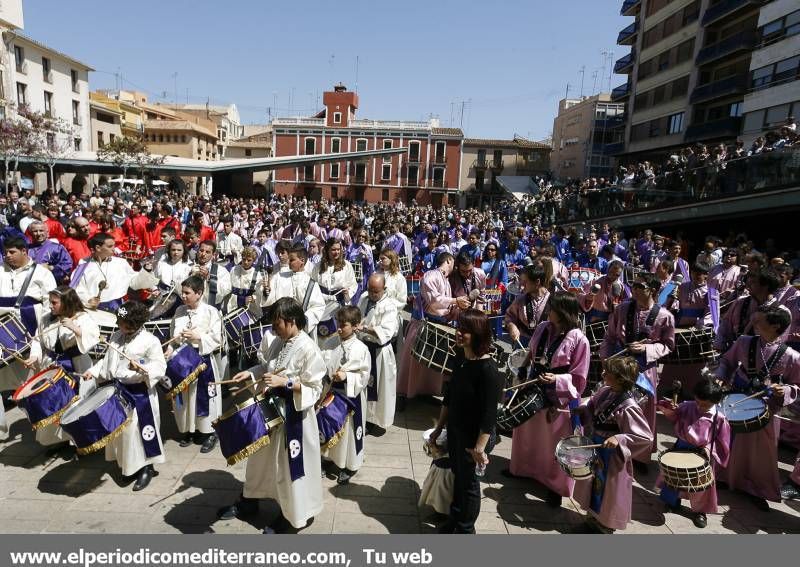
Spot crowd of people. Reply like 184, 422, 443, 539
0, 175, 797, 535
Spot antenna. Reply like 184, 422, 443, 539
592, 70, 599, 95
565, 82, 572, 100
579, 65, 586, 98
172, 72, 178, 110
355, 55, 359, 92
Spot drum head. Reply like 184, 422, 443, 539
13, 368, 64, 400
60, 385, 117, 425
660, 450, 706, 468
322, 302, 340, 319
507, 348, 529, 370
720, 393, 766, 421
555, 435, 595, 466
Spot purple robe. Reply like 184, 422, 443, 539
708, 264, 741, 301
504, 290, 551, 338
579, 274, 630, 321
775, 285, 799, 307
27, 240, 73, 283
674, 281, 711, 328
510, 323, 590, 496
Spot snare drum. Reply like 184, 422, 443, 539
411, 322, 458, 375
59, 384, 133, 455
317, 301, 341, 339
240, 321, 273, 359
144, 319, 172, 344
149, 291, 182, 320
555, 435, 596, 480
584, 320, 608, 352
496, 384, 546, 432
719, 392, 771, 434
223, 307, 256, 348
163, 345, 208, 402
316, 389, 356, 449
12, 366, 78, 430
658, 449, 714, 493
406, 275, 422, 296
568, 267, 601, 293
399, 256, 412, 276
506, 348, 530, 373
664, 327, 715, 364
213, 393, 285, 466
0, 312, 31, 367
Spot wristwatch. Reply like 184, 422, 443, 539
285, 379, 294, 390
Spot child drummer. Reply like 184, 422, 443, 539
82, 301, 167, 491
319, 306, 371, 484
571, 357, 653, 533
657, 379, 731, 528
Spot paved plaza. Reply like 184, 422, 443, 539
0, 394, 798, 535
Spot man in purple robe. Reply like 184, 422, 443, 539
27, 221, 72, 284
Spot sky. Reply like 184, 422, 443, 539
22, 0, 629, 140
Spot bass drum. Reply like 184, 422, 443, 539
496, 384, 546, 433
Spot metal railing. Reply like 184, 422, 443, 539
684, 117, 742, 142
614, 51, 635, 74
472, 158, 489, 169
696, 30, 757, 66
611, 83, 630, 100
621, 0, 641, 16
702, 0, 763, 27
689, 75, 747, 104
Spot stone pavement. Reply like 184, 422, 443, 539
0, 394, 798, 535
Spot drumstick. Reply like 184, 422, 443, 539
564, 443, 604, 450
672, 380, 682, 406
100, 339, 149, 375
223, 367, 287, 387
516, 339, 525, 350
0, 343, 30, 365
504, 376, 542, 392
727, 390, 767, 408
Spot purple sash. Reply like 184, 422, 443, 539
365, 339, 391, 402
117, 382, 162, 458
276, 388, 304, 481
333, 382, 364, 454
69, 260, 90, 288
708, 286, 720, 333
231, 286, 255, 309
194, 353, 216, 418
49, 342, 82, 374
98, 298, 124, 314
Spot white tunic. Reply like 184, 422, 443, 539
71, 257, 155, 327
320, 334, 371, 471
264, 270, 325, 335
169, 303, 225, 434
226, 264, 266, 319
28, 311, 100, 446
153, 258, 193, 291
312, 262, 358, 303
87, 330, 167, 476
217, 232, 244, 266
358, 294, 399, 428
382, 271, 408, 312
243, 332, 325, 528
191, 261, 232, 308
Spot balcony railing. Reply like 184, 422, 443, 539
614, 51, 635, 74
702, 0, 763, 27
490, 160, 504, 171
407, 153, 421, 163
611, 83, 630, 101
620, 0, 641, 16
352, 175, 367, 185
595, 115, 626, 129
689, 75, 747, 104
351, 119, 429, 130
605, 141, 626, 155
617, 22, 638, 45
472, 158, 489, 169
273, 117, 326, 126
684, 116, 742, 142
696, 30, 757, 66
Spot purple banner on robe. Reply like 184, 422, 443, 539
118, 382, 162, 458
708, 286, 720, 333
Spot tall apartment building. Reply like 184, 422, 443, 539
272, 84, 463, 205
612, 0, 770, 162
551, 94, 625, 180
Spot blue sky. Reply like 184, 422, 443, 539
23, 0, 628, 140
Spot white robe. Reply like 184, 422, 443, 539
320, 334, 371, 472
382, 271, 408, 312
264, 270, 325, 335
153, 258, 193, 292
243, 332, 325, 528
358, 294, 399, 428
28, 312, 100, 445
217, 232, 244, 267
190, 260, 232, 308
225, 264, 266, 319
87, 330, 167, 476
312, 262, 358, 304
169, 303, 225, 435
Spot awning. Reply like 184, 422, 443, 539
150, 180, 169, 186
496, 176, 540, 201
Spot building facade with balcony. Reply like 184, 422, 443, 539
90, 90, 145, 138
271, 84, 463, 205
173, 103, 243, 159
551, 94, 625, 181
89, 100, 122, 151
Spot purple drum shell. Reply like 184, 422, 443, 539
317, 390, 356, 449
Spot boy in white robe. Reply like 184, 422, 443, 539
263, 246, 325, 338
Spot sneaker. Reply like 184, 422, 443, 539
693, 513, 707, 529
780, 480, 800, 500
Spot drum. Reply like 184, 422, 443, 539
223, 307, 256, 348
506, 348, 529, 373
422, 427, 448, 458
664, 327, 715, 364
241, 321, 273, 359
658, 449, 714, 493
482, 289, 503, 315
584, 320, 608, 352
144, 319, 172, 344
149, 290, 182, 320
568, 267, 601, 293
316, 389, 357, 449
59, 384, 133, 455
0, 312, 31, 367
399, 256, 412, 276
406, 275, 422, 296
317, 301, 341, 339
719, 392, 771, 434
353, 261, 364, 283
555, 435, 596, 480
411, 322, 458, 375
12, 366, 78, 430
496, 384, 546, 432
213, 393, 285, 466
87, 309, 119, 360
163, 345, 208, 402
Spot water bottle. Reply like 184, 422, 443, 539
475, 461, 487, 478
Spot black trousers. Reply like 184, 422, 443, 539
447, 434, 480, 534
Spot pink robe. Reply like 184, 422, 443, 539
708, 264, 741, 301
448, 267, 487, 318
600, 300, 675, 461
658, 402, 731, 513
510, 323, 590, 497
775, 285, 799, 307
504, 290, 550, 339
573, 386, 653, 530
396, 269, 456, 398
673, 282, 710, 328
578, 275, 630, 322
714, 337, 800, 501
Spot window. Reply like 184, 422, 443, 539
760, 9, 800, 45
652, 85, 667, 105
672, 75, 690, 97
382, 164, 391, 181
432, 168, 445, 187
42, 57, 51, 82
71, 69, 79, 93
765, 104, 791, 127
493, 149, 502, 165
16, 82, 26, 105
97, 132, 104, 148
407, 165, 418, 186
355, 139, 368, 152
331, 138, 341, 153
648, 119, 661, 138
475, 170, 484, 191
729, 102, 743, 118
382, 189, 389, 201
304, 165, 314, 181
74, 138, 81, 151
331, 187, 338, 200
304, 137, 316, 155
676, 38, 695, 64
72, 100, 80, 125
354, 163, 367, 182
13, 46, 24, 72
383, 139, 392, 163
245, 149, 252, 157
330, 163, 340, 179
43, 92, 52, 117
408, 141, 420, 161
434, 141, 446, 161
46, 133, 55, 150
109, 133, 115, 144
668, 112, 684, 134
751, 56, 800, 90
658, 51, 670, 71
333, 112, 342, 124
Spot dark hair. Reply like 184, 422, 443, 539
335, 305, 362, 326
455, 251, 474, 267
758, 305, 791, 335
88, 232, 114, 249
275, 241, 289, 255
693, 379, 723, 404
637, 272, 662, 296
773, 264, 794, 278
435, 251, 454, 267
167, 238, 187, 260
548, 292, 581, 332
269, 297, 307, 330
657, 259, 674, 274
117, 300, 149, 330
181, 275, 205, 295
199, 239, 217, 252
49, 285, 85, 318
221, 215, 233, 224
691, 262, 710, 275
457, 308, 492, 357
3, 235, 28, 251
603, 356, 638, 392
520, 264, 545, 285
750, 268, 780, 293
320, 238, 345, 272
289, 245, 308, 262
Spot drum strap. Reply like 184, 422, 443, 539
524, 293, 549, 329
117, 382, 162, 458
193, 353, 216, 417
208, 264, 219, 306
488, 259, 501, 283
275, 388, 305, 481
231, 286, 256, 308
49, 342, 83, 373
593, 390, 632, 432
365, 339, 392, 402
746, 336, 787, 387
737, 296, 753, 337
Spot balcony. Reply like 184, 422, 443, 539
605, 141, 626, 155
696, 30, 757, 66
689, 75, 747, 104
614, 51, 635, 74
16, 60, 27, 74
489, 160, 504, 171
432, 154, 447, 165
620, 0, 641, 16
702, 0, 764, 27
272, 117, 325, 126
611, 82, 630, 101
351, 175, 367, 185
684, 116, 742, 142
617, 22, 638, 46
43, 70, 53, 84
595, 115, 626, 129
472, 158, 489, 170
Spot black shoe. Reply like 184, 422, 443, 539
780, 480, 800, 500
60, 445, 77, 461
179, 434, 193, 448
664, 502, 682, 514
217, 497, 257, 520
132, 466, 158, 492
750, 495, 770, 512
633, 461, 650, 476
693, 513, 707, 529
568, 521, 594, 534
337, 469, 354, 485
262, 514, 292, 534
545, 489, 562, 508
437, 520, 456, 534
396, 396, 407, 413
200, 433, 218, 454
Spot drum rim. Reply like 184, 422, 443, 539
13, 366, 67, 400
60, 384, 122, 424
218, 392, 274, 422
657, 448, 710, 469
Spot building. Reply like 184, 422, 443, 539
272, 83, 463, 205
460, 136, 551, 207
740, 0, 800, 144
551, 94, 625, 180
90, 90, 145, 138
89, 98, 122, 150
225, 128, 273, 194
172, 103, 243, 158
611, 0, 769, 162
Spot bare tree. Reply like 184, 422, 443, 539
29, 111, 76, 192
97, 135, 164, 185
0, 104, 38, 189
